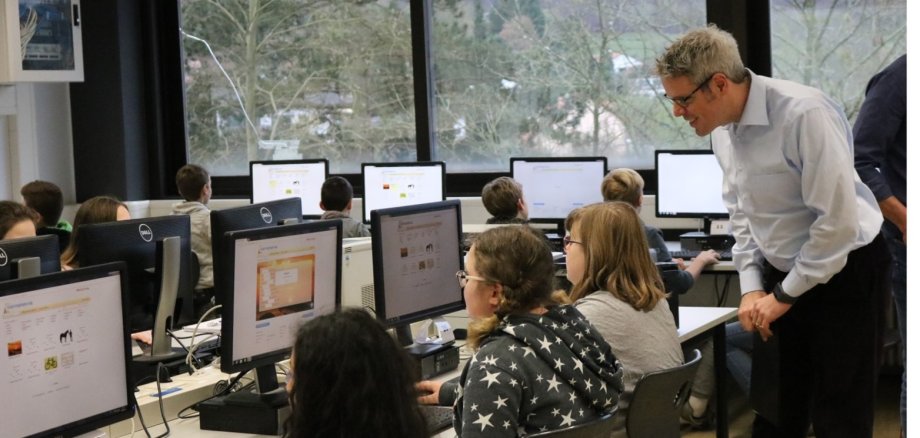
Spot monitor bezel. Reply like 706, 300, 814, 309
509, 156, 609, 223
249, 159, 330, 217
0, 262, 135, 437
370, 199, 465, 328
210, 197, 303, 307
654, 149, 729, 219
360, 161, 447, 224
0, 234, 61, 282
219, 219, 343, 375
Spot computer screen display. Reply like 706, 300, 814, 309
211, 198, 302, 306
361, 162, 446, 223
77, 215, 194, 332
510, 157, 608, 221
655, 150, 728, 219
370, 200, 464, 329
0, 234, 61, 281
220, 220, 342, 374
0, 263, 134, 438
250, 159, 329, 217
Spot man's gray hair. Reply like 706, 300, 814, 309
655, 24, 747, 85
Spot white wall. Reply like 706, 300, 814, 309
0, 83, 75, 203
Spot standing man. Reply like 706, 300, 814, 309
654, 25, 890, 437
853, 54, 906, 436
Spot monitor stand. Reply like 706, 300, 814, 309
12, 257, 41, 279
133, 237, 187, 384
73, 429, 107, 438
198, 364, 291, 435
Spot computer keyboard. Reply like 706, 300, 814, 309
669, 249, 733, 261
421, 405, 454, 432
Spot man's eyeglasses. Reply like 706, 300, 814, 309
663, 74, 714, 108
562, 235, 582, 253
456, 270, 489, 288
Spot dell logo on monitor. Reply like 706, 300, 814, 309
260, 207, 273, 224
0, 248, 7, 266
138, 224, 154, 242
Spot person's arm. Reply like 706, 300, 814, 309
853, 62, 906, 241
416, 377, 461, 406
778, 107, 864, 299
682, 249, 720, 281
878, 196, 906, 242
458, 351, 522, 437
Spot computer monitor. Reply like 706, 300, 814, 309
510, 156, 608, 223
250, 159, 329, 218
211, 198, 303, 306
203, 220, 341, 433
654, 150, 729, 220
361, 161, 446, 223
77, 215, 195, 338
0, 263, 134, 438
0, 234, 61, 281
370, 200, 464, 347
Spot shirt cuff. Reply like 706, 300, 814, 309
739, 270, 764, 295
781, 271, 811, 298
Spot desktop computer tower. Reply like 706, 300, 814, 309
341, 237, 376, 311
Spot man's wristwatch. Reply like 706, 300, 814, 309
772, 282, 797, 304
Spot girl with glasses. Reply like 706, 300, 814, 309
418, 225, 623, 437
564, 202, 685, 436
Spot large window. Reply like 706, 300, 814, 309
429, 0, 708, 172
180, 0, 415, 176
176, 1, 905, 183
770, 0, 906, 122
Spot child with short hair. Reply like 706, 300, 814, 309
172, 164, 214, 295
481, 176, 528, 224
319, 176, 370, 238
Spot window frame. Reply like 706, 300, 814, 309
154, 0, 769, 200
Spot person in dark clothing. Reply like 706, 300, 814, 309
417, 226, 622, 437
853, 54, 906, 436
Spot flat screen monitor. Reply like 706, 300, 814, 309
361, 161, 446, 223
0, 263, 134, 438
219, 220, 341, 389
510, 157, 608, 221
655, 150, 728, 219
0, 234, 61, 281
370, 200, 464, 345
77, 215, 195, 333
250, 159, 329, 218
211, 198, 303, 306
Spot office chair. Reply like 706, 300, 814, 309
656, 261, 681, 327
625, 348, 702, 438
522, 411, 617, 438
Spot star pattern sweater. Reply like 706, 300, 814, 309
442, 305, 623, 437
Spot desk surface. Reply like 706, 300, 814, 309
113, 307, 735, 438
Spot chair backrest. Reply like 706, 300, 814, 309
523, 411, 617, 438
625, 348, 702, 438
656, 262, 681, 327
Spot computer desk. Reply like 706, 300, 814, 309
108, 307, 735, 438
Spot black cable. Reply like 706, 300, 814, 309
152, 362, 171, 438
166, 328, 203, 369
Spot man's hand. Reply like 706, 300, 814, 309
738, 291, 766, 331
750, 294, 793, 341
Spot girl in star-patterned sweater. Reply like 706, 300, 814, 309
419, 226, 623, 437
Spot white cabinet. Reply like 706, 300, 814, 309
0, 0, 83, 83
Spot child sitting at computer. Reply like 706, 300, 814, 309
481, 176, 528, 224
171, 164, 215, 314
285, 308, 428, 438
601, 168, 720, 294
417, 225, 622, 436
20, 180, 72, 249
60, 195, 130, 270
0, 200, 38, 240
319, 176, 370, 238
564, 201, 684, 434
